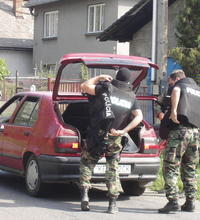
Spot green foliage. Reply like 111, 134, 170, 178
0, 80, 16, 99
175, 0, 200, 48
0, 59, 10, 80
197, 166, 200, 200
37, 61, 57, 79
169, 47, 200, 84
80, 63, 89, 80
169, 0, 200, 84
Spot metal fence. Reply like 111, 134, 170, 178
0, 77, 49, 101
0, 77, 148, 101
47, 78, 149, 95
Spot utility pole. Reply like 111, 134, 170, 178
151, 0, 157, 82
156, 0, 168, 93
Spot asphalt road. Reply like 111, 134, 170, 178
0, 170, 199, 220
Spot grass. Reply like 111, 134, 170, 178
150, 154, 200, 200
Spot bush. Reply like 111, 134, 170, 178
0, 59, 10, 80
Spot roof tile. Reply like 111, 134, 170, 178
0, 0, 33, 48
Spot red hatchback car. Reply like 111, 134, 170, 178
0, 53, 160, 197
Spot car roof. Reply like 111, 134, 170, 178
17, 91, 53, 97
16, 91, 86, 100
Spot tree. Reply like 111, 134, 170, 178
0, 59, 10, 80
169, 0, 200, 84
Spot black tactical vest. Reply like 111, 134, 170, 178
86, 80, 136, 157
88, 80, 135, 130
159, 86, 174, 139
88, 81, 115, 131
159, 77, 200, 139
161, 86, 174, 113
110, 79, 136, 129
176, 78, 200, 128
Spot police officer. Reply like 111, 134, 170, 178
155, 75, 176, 121
157, 73, 177, 140
79, 67, 143, 214
159, 69, 200, 213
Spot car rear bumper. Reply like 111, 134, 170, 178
37, 155, 160, 184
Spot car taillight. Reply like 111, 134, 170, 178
55, 136, 80, 153
140, 137, 159, 154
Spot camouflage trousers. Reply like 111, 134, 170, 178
79, 135, 123, 197
163, 125, 200, 201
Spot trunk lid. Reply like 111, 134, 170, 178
52, 53, 158, 101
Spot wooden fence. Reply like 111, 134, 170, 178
48, 78, 82, 92
47, 78, 148, 95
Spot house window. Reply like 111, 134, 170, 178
44, 11, 58, 38
87, 3, 105, 33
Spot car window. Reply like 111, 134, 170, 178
28, 101, 39, 126
58, 62, 142, 95
0, 96, 23, 123
13, 96, 39, 127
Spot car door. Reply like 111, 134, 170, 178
0, 95, 24, 168
1, 96, 39, 172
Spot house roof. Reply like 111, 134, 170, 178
97, 0, 177, 42
0, 38, 33, 50
25, 0, 61, 7
0, 0, 33, 49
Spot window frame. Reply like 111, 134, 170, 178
87, 3, 105, 33
0, 96, 24, 124
13, 96, 40, 127
43, 10, 59, 38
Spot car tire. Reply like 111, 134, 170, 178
25, 155, 44, 197
121, 181, 145, 196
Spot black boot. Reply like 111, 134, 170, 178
80, 187, 90, 211
107, 196, 118, 214
158, 200, 180, 213
181, 199, 195, 212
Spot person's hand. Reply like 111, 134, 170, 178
99, 75, 113, 82
109, 128, 126, 136
157, 112, 164, 120
169, 111, 180, 124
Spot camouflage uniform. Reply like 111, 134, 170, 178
79, 135, 123, 197
163, 125, 200, 201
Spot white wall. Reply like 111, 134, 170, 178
116, 0, 140, 55
118, 0, 140, 18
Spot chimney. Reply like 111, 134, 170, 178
13, 0, 24, 18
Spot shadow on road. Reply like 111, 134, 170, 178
0, 170, 130, 213
2, 170, 197, 216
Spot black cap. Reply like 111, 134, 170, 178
116, 67, 131, 83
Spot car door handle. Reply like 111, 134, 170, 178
24, 131, 31, 136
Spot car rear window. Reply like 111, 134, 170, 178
57, 62, 143, 95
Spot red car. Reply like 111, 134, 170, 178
0, 53, 160, 197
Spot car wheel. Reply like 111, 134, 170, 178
121, 181, 145, 196
25, 155, 44, 197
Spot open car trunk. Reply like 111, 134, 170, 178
58, 101, 144, 154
